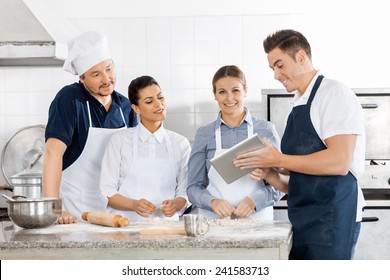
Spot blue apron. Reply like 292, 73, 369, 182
281, 75, 357, 260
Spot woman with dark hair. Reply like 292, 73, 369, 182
187, 65, 283, 220
100, 76, 191, 221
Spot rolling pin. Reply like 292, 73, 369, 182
82, 211, 129, 227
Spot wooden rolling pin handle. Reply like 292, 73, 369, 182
81, 212, 89, 221
119, 217, 129, 227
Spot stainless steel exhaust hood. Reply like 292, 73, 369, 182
0, 0, 78, 66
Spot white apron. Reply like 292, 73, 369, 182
60, 101, 127, 220
198, 121, 273, 221
109, 125, 178, 221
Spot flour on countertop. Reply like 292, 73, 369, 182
20, 217, 263, 235
129, 217, 178, 226
208, 217, 263, 227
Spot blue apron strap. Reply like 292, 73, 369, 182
307, 75, 324, 105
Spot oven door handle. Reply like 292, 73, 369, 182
361, 217, 379, 223
361, 103, 378, 109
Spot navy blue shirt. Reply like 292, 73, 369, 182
45, 82, 137, 170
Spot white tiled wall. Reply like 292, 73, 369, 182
0, 11, 389, 186
69, 14, 269, 144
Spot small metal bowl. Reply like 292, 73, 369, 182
6, 197, 62, 229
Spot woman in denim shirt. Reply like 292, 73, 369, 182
187, 65, 284, 220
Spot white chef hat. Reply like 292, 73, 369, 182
63, 31, 111, 75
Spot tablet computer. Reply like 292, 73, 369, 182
210, 134, 265, 184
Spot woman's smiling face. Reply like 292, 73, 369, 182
214, 76, 247, 117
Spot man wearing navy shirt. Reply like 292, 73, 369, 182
43, 31, 137, 223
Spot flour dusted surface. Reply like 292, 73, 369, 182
208, 216, 263, 227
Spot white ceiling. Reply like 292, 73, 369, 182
25, 0, 387, 19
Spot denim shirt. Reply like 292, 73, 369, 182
187, 110, 284, 211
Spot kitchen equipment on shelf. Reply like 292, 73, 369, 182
3, 195, 61, 229
0, 125, 45, 206
10, 171, 42, 198
1, 125, 46, 186
1, 194, 16, 201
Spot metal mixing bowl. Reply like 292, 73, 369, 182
6, 197, 62, 229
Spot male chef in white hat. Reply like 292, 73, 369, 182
43, 31, 137, 223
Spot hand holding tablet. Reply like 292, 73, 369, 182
210, 134, 265, 184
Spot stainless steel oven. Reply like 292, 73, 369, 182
354, 159, 390, 259
263, 88, 390, 259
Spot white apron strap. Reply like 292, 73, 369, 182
86, 101, 93, 128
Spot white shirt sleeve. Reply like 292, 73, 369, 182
170, 132, 192, 212
99, 129, 131, 199
311, 79, 365, 141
